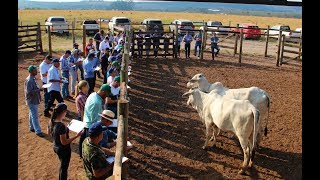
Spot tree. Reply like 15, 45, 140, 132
111, 0, 135, 10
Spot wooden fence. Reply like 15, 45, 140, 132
278, 32, 302, 66
18, 22, 43, 53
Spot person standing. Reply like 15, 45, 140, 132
73, 43, 84, 80
210, 32, 220, 60
44, 58, 64, 117
183, 31, 193, 59
152, 32, 160, 59
136, 30, 144, 58
74, 80, 89, 121
144, 33, 152, 57
163, 33, 170, 58
60, 50, 72, 100
107, 32, 114, 48
99, 37, 111, 56
176, 33, 182, 58
100, 48, 110, 77
93, 30, 104, 51
69, 49, 83, 96
106, 68, 117, 85
79, 84, 114, 158
83, 53, 97, 95
39, 55, 52, 109
48, 103, 83, 180
105, 76, 120, 114
194, 31, 202, 57
24, 65, 45, 137
85, 38, 96, 55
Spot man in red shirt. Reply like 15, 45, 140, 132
85, 38, 95, 55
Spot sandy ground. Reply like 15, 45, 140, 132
18, 46, 301, 179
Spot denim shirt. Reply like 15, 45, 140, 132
83, 58, 95, 79
60, 55, 70, 72
24, 75, 41, 105
69, 55, 79, 71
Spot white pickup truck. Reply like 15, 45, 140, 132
108, 17, 131, 33
83, 20, 99, 35
200, 21, 231, 35
266, 25, 292, 38
45, 16, 69, 36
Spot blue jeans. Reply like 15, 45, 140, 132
194, 43, 201, 56
42, 82, 50, 109
211, 44, 220, 59
27, 102, 42, 134
62, 71, 69, 98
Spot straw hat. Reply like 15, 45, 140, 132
98, 110, 115, 122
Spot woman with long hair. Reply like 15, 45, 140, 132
74, 80, 89, 121
48, 103, 83, 180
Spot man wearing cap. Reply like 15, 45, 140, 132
105, 68, 117, 85
94, 30, 105, 50
105, 76, 120, 114
39, 55, 52, 109
82, 121, 115, 179
24, 65, 45, 137
69, 49, 83, 95
106, 61, 120, 78
60, 50, 72, 100
183, 31, 193, 59
100, 48, 110, 77
83, 52, 98, 95
44, 58, 64, 117
73, 43, 85, 80
85, 38, 96, 55
79, 84, 114, 158
210, 32, 220, 60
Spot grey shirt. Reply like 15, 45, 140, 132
24, 75, 41, 105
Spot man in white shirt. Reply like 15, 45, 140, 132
106, 68, 117, 85
44, 58, 64, 117
99, 37, 111, 55
39, 55, 52, 109
105, 76, 120, 114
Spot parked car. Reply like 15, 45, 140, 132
83, 20, 99, 35
45, 16, 69, 35
108, 17, 131, 33
290, 28, 302, 38
266, 25, 292, 38
232, 23, 261, 39
169, 19, 195, 36
200, 21, 231, 35
140, 18, 164, 34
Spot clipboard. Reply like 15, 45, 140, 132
67, 119, 85, 133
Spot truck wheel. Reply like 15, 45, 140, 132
45, 28, 47, 33
65, 32, 70, 36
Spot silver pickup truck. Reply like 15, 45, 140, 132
45, 16, 69, 36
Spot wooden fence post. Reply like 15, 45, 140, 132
200, 23, 207, 61
174, 22, 178, 58
298, 29, 302, 60
276, 30, 282, 66
229, 21, 231, 27
83, 25, 86, 57
233, 24, 239, 56
264, 25, 270, 57
239, 28, 244, 65
37, 22, 43, 53
113, 115, 125, 179
72, 18, 76, 44
99, 18, 102, 32
280, 34, 285, 66
48, 25, 52, 56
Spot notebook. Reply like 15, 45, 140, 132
106, 156, 129, 164
67, 119, 85, 133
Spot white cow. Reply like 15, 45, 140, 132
182, 88, 260, 175
187, 73, 270, 146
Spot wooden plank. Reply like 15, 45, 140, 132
133, 48, 175, 51
18, 34, 38, 38
37, 22, 43, 53
276, 30, 282, 66
83, 25, 86, 57
298, 29, 302, 60
234, 24, 239, 56
238, 28, 243, 64
174, 22, 178, 58
200, 23, 207, 60
112, 115, 125, 180
72, 19, 75, 44
18, 28, 38, 33
18, 45, 37, 50
48, 25, 52, 56
265, 25, 270, 57
218, 44, 234, 49
20, 39, 38, 44
283, 49, 301, 55
280, 35, 285, 66
18, 25, 38, 28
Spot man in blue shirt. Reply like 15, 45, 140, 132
83, 52, 98, 95
60, 50, 72, 100
176, 33, 182, 58
194, 31, 202, 57
211, 32, 220, 60
183, 31, 193, 59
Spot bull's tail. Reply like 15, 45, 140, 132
251, 106, 260, 162
264, 92, 271, 137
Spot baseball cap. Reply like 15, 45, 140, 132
100, 84, 114, 96
114, 76, 120, 82
73, 43, 79, 46
112, 61, 120, 67
52, 58, 60, 63
88, 122, 108, 137
28, 65, 37, 72
45, 55, 53, 61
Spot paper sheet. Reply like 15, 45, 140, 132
108, 119, 118, 127
67, 119, 86, 133
106, 156, 129, 164
127, 141, 133, 147
128, 72, 132, 76
42, 83, 52, 88
95, 66, 101, 71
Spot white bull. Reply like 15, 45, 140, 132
182, 88, 260, 175
187, 73, 270, 146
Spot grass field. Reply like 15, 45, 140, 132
18, 10, 302, 52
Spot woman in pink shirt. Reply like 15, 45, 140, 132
74, 80, 89, 121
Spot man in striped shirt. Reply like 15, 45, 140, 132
60, 50, 72, 100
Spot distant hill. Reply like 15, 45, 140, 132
18, 0, 302, 18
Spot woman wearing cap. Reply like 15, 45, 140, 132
74, 80, 89, 121
48, 103, 83, 180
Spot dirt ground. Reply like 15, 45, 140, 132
18, 49, 301, 179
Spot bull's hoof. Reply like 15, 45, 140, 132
238, 169, 246, 175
